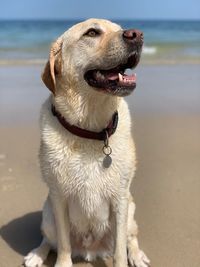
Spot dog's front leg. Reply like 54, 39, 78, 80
50, 193, 72, 267
113, 192, 129, 267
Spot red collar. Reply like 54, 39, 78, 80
51, 105, 118, 141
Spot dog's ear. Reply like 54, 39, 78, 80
41, 37, 63, 94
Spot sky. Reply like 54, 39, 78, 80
1, 0, 200, 20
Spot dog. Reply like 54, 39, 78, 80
24, 18, 150, 267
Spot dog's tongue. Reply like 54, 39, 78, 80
94, 70, 137, 87
107, 72, 136, 86
106, 72, 119, 81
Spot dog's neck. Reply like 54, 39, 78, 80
52, 88, 121, 132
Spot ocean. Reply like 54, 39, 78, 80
0, 19, 200, 64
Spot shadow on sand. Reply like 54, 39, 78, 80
0, 211, 42, 256
0, 211, 109, 267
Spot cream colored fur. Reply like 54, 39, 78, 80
24, 19, 150, 267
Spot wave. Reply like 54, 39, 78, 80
143, 45, 157, 55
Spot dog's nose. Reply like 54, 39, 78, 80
123, 29, 143, 44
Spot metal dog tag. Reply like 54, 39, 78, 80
102, 145, 112, 168
103, 154, 112, 168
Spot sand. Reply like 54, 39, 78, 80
0, 64, 200, 267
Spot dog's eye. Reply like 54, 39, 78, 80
84, 28, 101, 37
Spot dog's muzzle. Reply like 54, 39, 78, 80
84, 28, 144, 97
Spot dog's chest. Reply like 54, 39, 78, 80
42, 120, 134, 202
49, 141, 120, 223
55, 141, 121, 199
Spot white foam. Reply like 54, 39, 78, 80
143, 46, 157, 55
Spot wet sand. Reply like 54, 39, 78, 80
0, 64, 200, 267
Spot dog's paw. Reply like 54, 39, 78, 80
128, 249, 150, 267
24, 250, 44, 267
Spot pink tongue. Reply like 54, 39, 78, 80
107, 73, 136, 84
108, 74, 136, 88
107, 73, 119, 81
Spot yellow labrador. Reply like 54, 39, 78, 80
24, 19, 150, 267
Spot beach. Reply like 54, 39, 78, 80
0, 63, 200, 267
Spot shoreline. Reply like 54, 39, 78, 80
1, 58, 200, 66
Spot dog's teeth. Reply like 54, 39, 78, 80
118, 73, 123, 82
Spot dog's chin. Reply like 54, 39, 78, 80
84, 53, 140, 97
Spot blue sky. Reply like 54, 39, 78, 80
1, 0, 200, 20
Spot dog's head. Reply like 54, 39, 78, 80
42, 18, 143, 97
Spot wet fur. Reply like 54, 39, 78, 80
24, 18, 149, 267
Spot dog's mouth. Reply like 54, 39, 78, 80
84, 53, 140, 96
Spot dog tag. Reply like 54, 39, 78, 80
103, 154, 112, 168
102, 145, 112, 168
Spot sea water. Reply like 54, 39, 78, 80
0, 19, 200, 64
